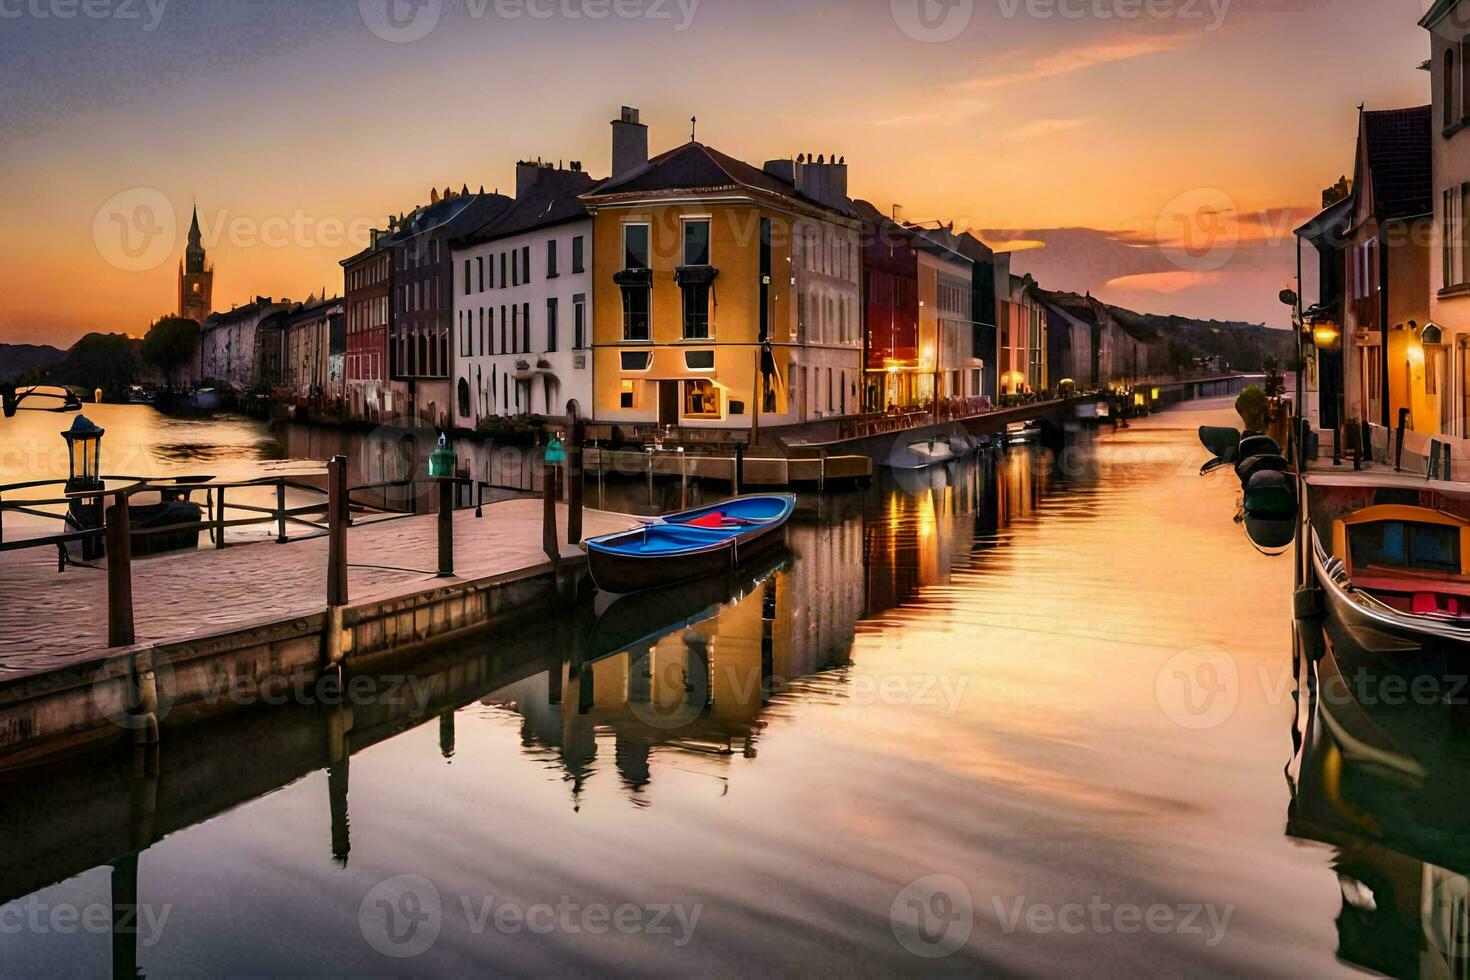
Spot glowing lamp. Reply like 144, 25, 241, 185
61, 414, 104, 488
1311, 324, 1341, 350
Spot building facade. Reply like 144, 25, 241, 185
1424, 0, 1470, 435
342, 235, 393, 423
280, 297, 346, 410
382, 187, 512, 429
1001, 272, 1047, 394
450, 161, 599, 428
910, 229, 980, 405
1340, 106, 1433, 433
177, 205, 214, 326
200, 297, 289, 388
855, 200, 921, 412
583, 108, 862, 437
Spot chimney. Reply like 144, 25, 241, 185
612, 106, 648, 179
516, 160, 542, 199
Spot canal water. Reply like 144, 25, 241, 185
0, 399, 1450, 976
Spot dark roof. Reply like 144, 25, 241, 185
455, 168, 603, 247
205, 298, 288, 326
1294, 194, 1353, 240
586, 141, 854, 217
1034, 288, 1101, 326
1360, 106, 1432, 220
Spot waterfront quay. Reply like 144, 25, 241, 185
0, 498, 639, 769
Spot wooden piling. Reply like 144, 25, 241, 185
214, 487, 226, 549
276, 479, 288, 543
327, 455, 348, 607
107, 492, 134, 648
543, 447, 560, 568
567, 416, 585, 546
438, 478, 454, 577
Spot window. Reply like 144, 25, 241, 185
685, 350, 714, 370
683, 219, 710, 266
573, 294, 587, 349
512, 250, 520, 287
464, 259, 471, 295
684, 379, 720, 418
620, 380, 636, 409
546, 297, 558, 352
500, 305, 507, 353
624, 224, 650, 269
572, 235, 585, 273
1350, 521, 1461, 573
682, 280, 710, 338
501, 253, 508, 287
478, 256, 485, 292
623, 283, 650, 340
546, 240, 558, 278
522, 302, 530, 352
521, 247, 531, 283
620, 351, 651, 371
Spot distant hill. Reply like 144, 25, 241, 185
0, 343, 66, 382
1104, 305, 1298, 372
22, 333, 142, 396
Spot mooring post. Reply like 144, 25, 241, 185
543, 443, 560, 568
568, 417, 585, 545
1394, 407, 1409, 472
107, 492, 134, 648
276, 478, 288, 543
215, 486, 226, 549
438, 477, 454, 577
734, 442, 744, 495
327, 455, 349, 608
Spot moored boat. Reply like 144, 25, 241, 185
586, 494, 795, 594
1307, 474, 1470, 657
887, 437, 955, 470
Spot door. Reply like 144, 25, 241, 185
658, 380, 679, 427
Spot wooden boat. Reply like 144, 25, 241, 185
586, 494, 795, 594
1308, 480, 1470, 656
888, 437, 955, 470
1005, 420, 1042, 444
63, 480, 206, 564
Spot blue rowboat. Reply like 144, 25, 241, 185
586, 494, 795, 594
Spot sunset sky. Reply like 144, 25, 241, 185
0, 0, 1436, 349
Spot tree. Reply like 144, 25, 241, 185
1235, 384, 1270, 432
141, 317, 200, 388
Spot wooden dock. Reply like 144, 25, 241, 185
0, 499, 640, 767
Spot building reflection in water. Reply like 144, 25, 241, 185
482, 508, 869, 808
1287, 621, 1470, 977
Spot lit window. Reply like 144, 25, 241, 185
684, 379, 720, 418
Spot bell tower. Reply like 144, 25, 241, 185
177, 204, 213, 324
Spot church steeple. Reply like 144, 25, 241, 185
184, 205, 205, 274
178, 200, 213, 325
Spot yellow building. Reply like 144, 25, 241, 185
583, 109, 863, 435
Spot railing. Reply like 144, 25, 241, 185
0, 472, 509, 567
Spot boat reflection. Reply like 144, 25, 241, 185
1288, 621, 1470, 976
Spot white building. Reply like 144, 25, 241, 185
772, 157, 865, 420
450, 161, 598, 427
200, 296, 289, 388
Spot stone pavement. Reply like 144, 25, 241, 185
0, 499, 638, 678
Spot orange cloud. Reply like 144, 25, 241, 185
1105, 271, 1225, 294
954, 33, 1192, 90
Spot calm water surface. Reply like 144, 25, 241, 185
0, 399, 1453, 976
